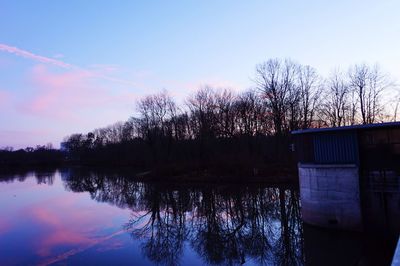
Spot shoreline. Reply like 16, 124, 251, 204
0, 163, 299, 185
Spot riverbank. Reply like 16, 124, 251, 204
0, 162, 298, 184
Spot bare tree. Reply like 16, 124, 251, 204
255, 59, 298, 135
214, 89, 237, 138
349, 64, 390, 124
287, 79, 302, 131
186, 86, 218, 140
394, 96, 400, 122
235, 89, 270, 136
322, 70, 349, 127
136, 90, 177, 140
297, 65, 321, 129
59, 58, 398, 169
255, 59, 323, 132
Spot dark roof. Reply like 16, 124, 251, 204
291, 121, 400, 135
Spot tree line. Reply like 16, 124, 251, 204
2, 58, 398, 173
60, 59, 397, 174
0, 144, 64, 166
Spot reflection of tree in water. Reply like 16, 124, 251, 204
125, 185, 190, 266
0, 168, 57, 185
275, 188, 304, 266
62, 169, 144, 209
62, 170, 304, 266
35, 171, 56, 185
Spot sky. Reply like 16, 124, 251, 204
1, 1, 399, 148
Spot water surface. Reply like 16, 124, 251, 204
0, 168, 397, 265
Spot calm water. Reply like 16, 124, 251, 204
0, 168, 398, 266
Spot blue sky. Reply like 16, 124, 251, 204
0, 1, 399, 148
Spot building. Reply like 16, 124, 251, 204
292, 122, 400, 231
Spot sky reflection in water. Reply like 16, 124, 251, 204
0, 169, 304, 266
0, 172, 136, 265
0, 169, 397, 265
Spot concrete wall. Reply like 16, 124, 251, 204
299, 163, 362, 231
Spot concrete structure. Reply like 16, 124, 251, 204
299, 164, 362, 230
292, 122, 400, 231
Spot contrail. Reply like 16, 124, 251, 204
0, 43, 72, 69
0, 43, 139, 87
37, 229, 126, 266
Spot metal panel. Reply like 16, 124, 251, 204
313, 131, 358, 164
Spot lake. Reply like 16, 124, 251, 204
0, 168, 398, 265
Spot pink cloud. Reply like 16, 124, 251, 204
0, 63, 141, 148
0, 44, 72, 68
26, 65, 91, 113
18, 64, 139, 123
0, 90, 10, 106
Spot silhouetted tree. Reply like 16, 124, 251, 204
322, 70, 350, 127
56, 59, 396, 171
349, 64, 390, 124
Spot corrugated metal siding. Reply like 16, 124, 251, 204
313, 131, 358, 164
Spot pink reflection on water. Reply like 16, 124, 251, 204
0, 219, 10, 235
29, 205, 95, 257
19, 187, 131, 263
95, 238, 125, 252
38, 230, 126, 266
